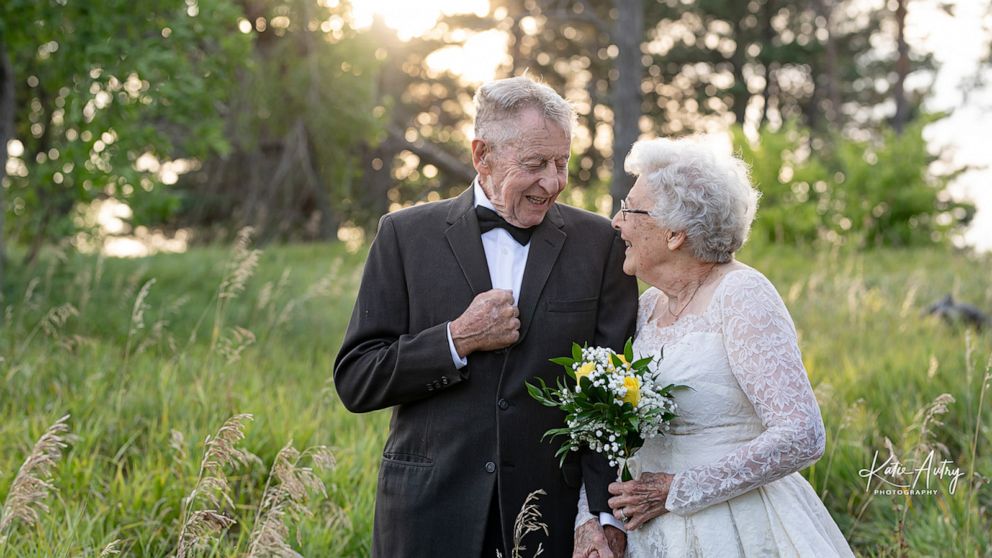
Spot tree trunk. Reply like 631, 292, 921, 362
0, 41, 13, 290
730, 5, 750, 126
892, 0, 910, 133
811, 0, 841, 126
760, 0, 776, 127
508, 0, 528, 77
610, 0, 644, 214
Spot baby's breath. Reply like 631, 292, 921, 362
527, 340, 685, 478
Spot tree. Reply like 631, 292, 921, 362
892, 0, 910, 133
0, 0, 250, 268
0, 41, 13, 287
173, 0, 383, 241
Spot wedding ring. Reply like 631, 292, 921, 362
619, 509, 628, 522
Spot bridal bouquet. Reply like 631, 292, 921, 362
526, 340, 684, 481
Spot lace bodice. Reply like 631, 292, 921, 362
630, 267, 826, 515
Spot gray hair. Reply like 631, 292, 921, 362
473, 76, 575, 150
625, 138, 760, 263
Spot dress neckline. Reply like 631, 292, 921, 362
642, 267, 752, 333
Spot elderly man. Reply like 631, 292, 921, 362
334, 76, 637, 557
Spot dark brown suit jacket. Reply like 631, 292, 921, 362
334, 187, 638, 557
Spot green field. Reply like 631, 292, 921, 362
1, 239, 990, 557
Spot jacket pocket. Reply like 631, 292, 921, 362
547, 297, 598, 313
382, 451, 434, 468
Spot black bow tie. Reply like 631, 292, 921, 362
475, 206, 534, 245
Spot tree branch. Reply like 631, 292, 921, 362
386, 126, 475, 184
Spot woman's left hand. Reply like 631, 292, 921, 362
608, 472, 675, 530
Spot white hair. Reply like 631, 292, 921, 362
473, 76, 575, 151
625, 137, 760, 263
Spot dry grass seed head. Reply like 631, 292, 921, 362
130, 278, 156, 331
176, 510, 237, 557
219, 327, 256, 365
510, 489, 548, 558
99, 539, 122, 556
41, 304, 78, 337
909, 393, 954, 459
247, 443, 335, 557
0, 415, 71, 536
202, 414, 255, 472
220, 227, 261, 301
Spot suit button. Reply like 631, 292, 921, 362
485, 461, 496, 474
441, 376, 449, 385
498, 399, 509, 410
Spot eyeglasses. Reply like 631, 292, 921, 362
619, 198, 651, 221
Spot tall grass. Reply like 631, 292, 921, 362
0, 239, 989, 556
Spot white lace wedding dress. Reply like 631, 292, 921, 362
579, 268, 853, 557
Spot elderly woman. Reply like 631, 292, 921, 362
575, 138, 853, 557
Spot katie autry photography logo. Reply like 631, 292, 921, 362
858, 444, 966, 496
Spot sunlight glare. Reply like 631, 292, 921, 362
425, 30, 507, 84
351, 0, 489, 41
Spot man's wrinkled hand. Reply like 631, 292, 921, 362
573, 518, 613, 558
603, 525, 626, 558
450, 289, 519, 357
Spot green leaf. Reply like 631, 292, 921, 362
572, 342, 583, 362
610, 353, 623, 368
623, 338, 634, 362
549, 356, 575, 368
631, 357, 653, 369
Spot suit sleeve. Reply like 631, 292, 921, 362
333, 215, 466, 413
581, 230, 640, 514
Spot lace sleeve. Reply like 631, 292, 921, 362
665, 270, 826, 515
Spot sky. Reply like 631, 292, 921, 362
911, 0, 991, 250
355, 0, 992, 251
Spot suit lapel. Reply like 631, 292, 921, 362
445, 187, 492, 295
516, 204, 566, 343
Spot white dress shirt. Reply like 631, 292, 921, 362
445, 180, 530, 368
444, 180, 624, 533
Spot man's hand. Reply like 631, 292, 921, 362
450, 289, 520, 357
573, 518, 615, 558
603, 525, 626, 558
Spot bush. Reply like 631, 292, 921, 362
733, 116, 975, 248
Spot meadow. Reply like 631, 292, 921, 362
0, 235, 989, 557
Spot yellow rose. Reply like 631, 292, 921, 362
622, 375, 640, 406
575, 362, 595, 384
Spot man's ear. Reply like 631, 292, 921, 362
471, 139, 490, 175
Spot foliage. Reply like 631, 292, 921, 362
0, 0, 250, 253
173, 0, 383, 240
734, 116, 975, 247
0, 0, 971, 248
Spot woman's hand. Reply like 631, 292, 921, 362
607, 472, 675, 530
